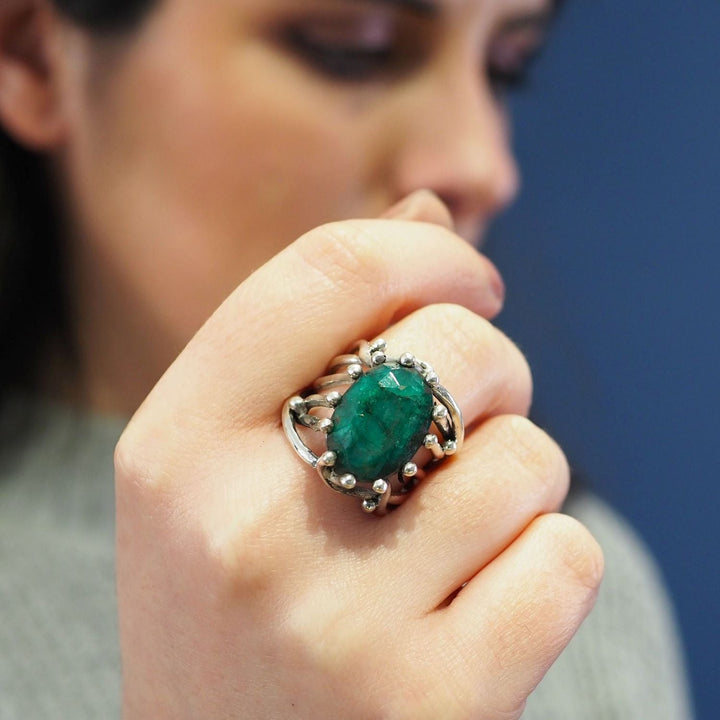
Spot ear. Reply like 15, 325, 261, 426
0, 0, 66, 150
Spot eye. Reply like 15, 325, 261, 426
487, 61, 536, 94
486, 21, 550, 95
279, 11, 431, 83
287, 26, 393, 81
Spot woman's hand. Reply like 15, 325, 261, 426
115, 193, 603, 720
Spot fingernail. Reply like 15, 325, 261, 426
380, 189, 438, 220
486, 260, 506, 307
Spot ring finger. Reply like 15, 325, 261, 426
353, 303, 568, 609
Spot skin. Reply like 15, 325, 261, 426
0, 0, 604, 718
32, 0, 548, 412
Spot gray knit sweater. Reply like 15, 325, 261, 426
0, 399, 694, 719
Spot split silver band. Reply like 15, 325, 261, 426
282, 339, 464, 514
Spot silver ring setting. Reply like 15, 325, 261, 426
282, 339, 464, 514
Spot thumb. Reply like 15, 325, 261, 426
381, 189, 455, 230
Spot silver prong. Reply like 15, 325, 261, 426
424, 433, 444, 459
402, 462, 418, 478
373, 479, 389, 494
425, 372, 439, 387
432, 405, 448, 421
370, 338, 387, 353
347, 364, 363, 379
371, 352, 387, 366
339, 473, 357, 490
431, 383, 464, 451
283, 399, 321, 469
314, 373, 355, 391
400, 353, 415, 368
289, 396, 306, 414
318, 451, 337, 468
362, 499, 378, 513
443, 440, 458, 456
328, 354, 362, 374
326, 391, 342, 407
317, 418, 334, 434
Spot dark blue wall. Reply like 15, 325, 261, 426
486, 2, 720, 717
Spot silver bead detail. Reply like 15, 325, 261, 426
318, 451, 337, 468
403, 462, 418, 478
326, 391, 342, 407
373, 479, 389, 495
317, 418, 334, 434
444, 440, 458, 456
432, 405, 449, 421
339, 473, 357, 490
362, 499, 378, 513
289, 396, 306, 414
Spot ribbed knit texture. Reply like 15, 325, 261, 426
523, 492, 694, 719
0, 399, 121, 720
0, 399, 694, 719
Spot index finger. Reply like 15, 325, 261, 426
142, 217, 504, 426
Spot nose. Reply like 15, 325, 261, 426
390, 69, 520, 238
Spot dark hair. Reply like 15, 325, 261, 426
0, 0, 156, 404
48, 0, 155, 32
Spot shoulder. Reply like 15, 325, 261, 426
522, 489, 695, 719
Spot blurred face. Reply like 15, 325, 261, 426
55, 0, 553, 410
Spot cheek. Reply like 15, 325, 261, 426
68, 42, 375, 343
192, 86, 367, 245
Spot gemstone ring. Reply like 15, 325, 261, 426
282, 339, 464, 514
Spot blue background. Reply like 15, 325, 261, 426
485, 1, 720, 717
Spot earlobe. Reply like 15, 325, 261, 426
0, 0, 66, 150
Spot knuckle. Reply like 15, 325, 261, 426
463, 327, 533, 418
499, 339, 533, 416
114, 426, 155, 499
293, 221, 391, 300
538, 513, 605, 592
428, 303, 488, 356
428, 300, 480, 331
411, 303, 533, 416
414, 302, 496, 376
499, 415, 570, 494
113, 432, 135, 487
205, 503, 289, 599
114, 416, 178, 500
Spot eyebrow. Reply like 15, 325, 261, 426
500, 9, 557, 34
347, 0, 439, 16
341, 0, 561, 21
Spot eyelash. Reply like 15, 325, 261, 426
285, 28, 539, 93
283, 28, 412, 82
487, 64, 534, 94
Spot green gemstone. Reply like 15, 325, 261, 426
327, 362, 434, 481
